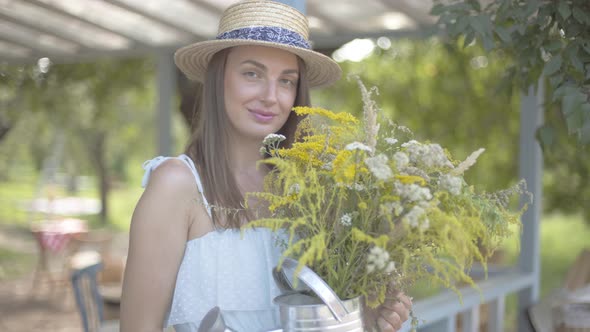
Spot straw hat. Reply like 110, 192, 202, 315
174, 0, 341, 88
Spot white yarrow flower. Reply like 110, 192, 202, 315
380, 201, 404, 216
402, 141, 453, 169
288, 183, 301, 195
393, 152, 410, 169
385, 261, 396, 273
350, 183, 366, 191
340, 213, 352, 227
345, 141, 372, 152
367, 246, 395, 274
421, 218, 430, 231
385, 137, 398, 145
395, 182, 432, 202
321, 162, 333, 171
263, 133, 286, 146
439, 174, 463, 195
365, 154, 393, 180
401, 140, 419, 148
403, 205, 426, 229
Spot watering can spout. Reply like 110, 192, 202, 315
197, 306, 237, 332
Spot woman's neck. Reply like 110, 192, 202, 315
227, 136, 269, 191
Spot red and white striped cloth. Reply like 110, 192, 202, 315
31, 218, 88, 253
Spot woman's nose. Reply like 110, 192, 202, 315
261, 81, 278, 105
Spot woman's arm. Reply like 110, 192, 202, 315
120, 160, 204, 332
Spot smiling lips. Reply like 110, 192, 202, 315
249, 109, 276, 122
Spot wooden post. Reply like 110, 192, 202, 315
517, 81, 544, 331
156, 51, 176, 156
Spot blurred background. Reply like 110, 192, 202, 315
1, 0, 589, 331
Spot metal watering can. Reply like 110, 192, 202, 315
198, 258, 364, 332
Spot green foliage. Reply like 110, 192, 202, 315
0, 59, 155, 223
1, 59, 154, 172
315, 39, 520, 193
542, 99, 590, 222
315, 38, 590, 223
432, 0, 590, 144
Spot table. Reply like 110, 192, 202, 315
31, 218, 88, 253
30, 218, 88, 290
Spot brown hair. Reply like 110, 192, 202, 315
186, 48, 310, 228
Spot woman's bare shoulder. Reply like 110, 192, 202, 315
144, 158, 198, 196
135, 157, 211, 237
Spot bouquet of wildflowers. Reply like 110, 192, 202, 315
247, 79, 529, 309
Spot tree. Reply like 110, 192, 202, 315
432, 0, 590, 144
0, 63, 47, 142
0, 58, 152, 224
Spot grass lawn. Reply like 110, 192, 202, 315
0, 176, 143, 231
500, 213, 590, 296
0, 247, 35, 280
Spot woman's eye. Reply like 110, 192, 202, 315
243, 71, 259, 79
280, 78, 296, 87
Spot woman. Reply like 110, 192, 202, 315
120, 1, 411, 331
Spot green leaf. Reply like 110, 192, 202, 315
580, 122, 590, 144
543, 54, 562, 76
565, 108, 584, 135
495, 26, 512, 43
552, 84, 570, 102
463, 31, 476, 48
571, 102, 590, 143
545, 40, 563, 52
536, 125, 555, 149
549, 72, 564, 89
557, 2, 571, 19
467, 0, 481, 12
482, 35, 495, 52
469, 15, 492, 37
452, 16, 470, 36
573, 7, 590, 24
445, 3, 472, 12
524, 0, 541, 17
430, 3, 446, 16
569, 52, 584, 73
562, 88, 585, 116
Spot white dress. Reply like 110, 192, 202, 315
141, 154, 284, 332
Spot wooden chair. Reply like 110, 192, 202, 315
70, 251, 119, 332
528, 248, 590, 332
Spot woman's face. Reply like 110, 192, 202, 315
224, 45, 299, 142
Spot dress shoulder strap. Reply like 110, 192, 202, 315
141, 154, 212, 218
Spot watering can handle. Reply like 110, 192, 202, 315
275, 258, 349, 322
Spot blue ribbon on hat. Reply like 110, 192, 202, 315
216, 26, 311, 49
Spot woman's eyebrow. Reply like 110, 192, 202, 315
241, 59, 266, 70
283, 69, 299, 76
241, 60, 298, 75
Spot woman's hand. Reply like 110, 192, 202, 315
375, 290, 412, 331
364, 288, 413, 332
